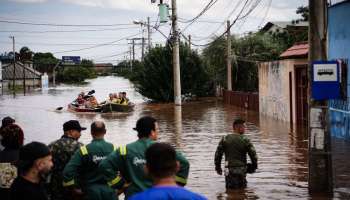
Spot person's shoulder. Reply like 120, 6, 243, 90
174, 187, 207, 200
130, 187, 207, 200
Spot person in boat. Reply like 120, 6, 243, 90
89, 96, 99, 108
76, 94, 85, 105
119, 92, 128, 105
111, 93, 121, 104
106, 93, 114, 103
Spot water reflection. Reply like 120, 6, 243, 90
0, 76, 348, 199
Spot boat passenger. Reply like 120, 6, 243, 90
112, 93, 121, 104
76, 94, 85, 105
120, 92, 128, 105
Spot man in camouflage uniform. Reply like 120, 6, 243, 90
63, 121, 117, 200
214, 118, 258, 189
48, 120, 86, 200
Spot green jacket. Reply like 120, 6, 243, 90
62, 138, 117, 200
99, 138, 190, 199
215, 133, 258, 174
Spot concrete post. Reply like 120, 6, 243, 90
308, 0, 333, 193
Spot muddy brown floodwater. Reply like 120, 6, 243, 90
0, 76, 348, 199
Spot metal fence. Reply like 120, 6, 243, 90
223, 90, 259, 112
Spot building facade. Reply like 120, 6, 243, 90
259, 43, 308, 128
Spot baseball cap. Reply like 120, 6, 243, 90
18, 142, 51, 171
63, 120, 87, 132
233, 118, 245, 126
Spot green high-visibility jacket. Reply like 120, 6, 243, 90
99, 138, 190, 199
63, 138, 117, 200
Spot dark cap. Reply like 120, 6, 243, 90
233, 118, 245, 126
1, 116, 15, 128
63, 120, 86, 132
19, 142, 51, 164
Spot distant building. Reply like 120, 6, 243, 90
260, 21, 308, 35
258, 42, 308, 128
1, 61, 42, 88
94, 63, 113, 74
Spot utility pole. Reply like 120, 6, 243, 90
141, 37, 145, 61
129, 46, 132, 71
147, 17, 151, 51
52, 61, 60, 87
23, 62, 26, 95
132, 39, 135, 63
172, 0, 181, 105
188, 35, 191, 51
226, 20, 232, 91
9, 36, 16, 94
308, 0, 332, 193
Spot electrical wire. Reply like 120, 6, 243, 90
0, 20, 135, 27
181, 0, 220, 32
0, 41, 129, 46
53, 32, 141, 54
0, 27, 139, 34
182, 0, 251, 47
180, 0, 219, 23
186, 0, 246, 42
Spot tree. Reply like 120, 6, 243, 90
202, 33, 284, 92
32, 52, 58, 73
296, 6, 309, 21
81, 59, 94, 68
130, 43, 211, 102
19, 46, 33, 62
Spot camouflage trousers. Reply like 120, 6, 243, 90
224, 167, 247, 189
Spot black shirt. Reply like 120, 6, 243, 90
10, 176, 48, 200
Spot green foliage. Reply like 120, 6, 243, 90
296, 6, 309, 21
19, 46, 33, 62
203, 33, 284, 92
56, 59, 96, 83
33, 52, 58, 73
57, 66, 96, 83
81, 59, 94, 67
120, 43, 211, 102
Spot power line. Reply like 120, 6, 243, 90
0, 19, 135, 27
53, 32, 141, 54
182, 0, 251, 47
0, 27, 139, 34
184, 0, 246, 42
181, 0, 220, 32
93, 47, 142, 60
181, 0, 219, 23
0, 41, 129, 46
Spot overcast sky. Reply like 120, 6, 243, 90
0, 0, 308, 64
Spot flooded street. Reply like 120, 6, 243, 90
0, 76, 347, 199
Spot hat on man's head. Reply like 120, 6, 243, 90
63, 120, 86, 132
1, 116, 15, 128
18, 142, 51, 171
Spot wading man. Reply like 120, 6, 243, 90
214, 118, 258, 189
